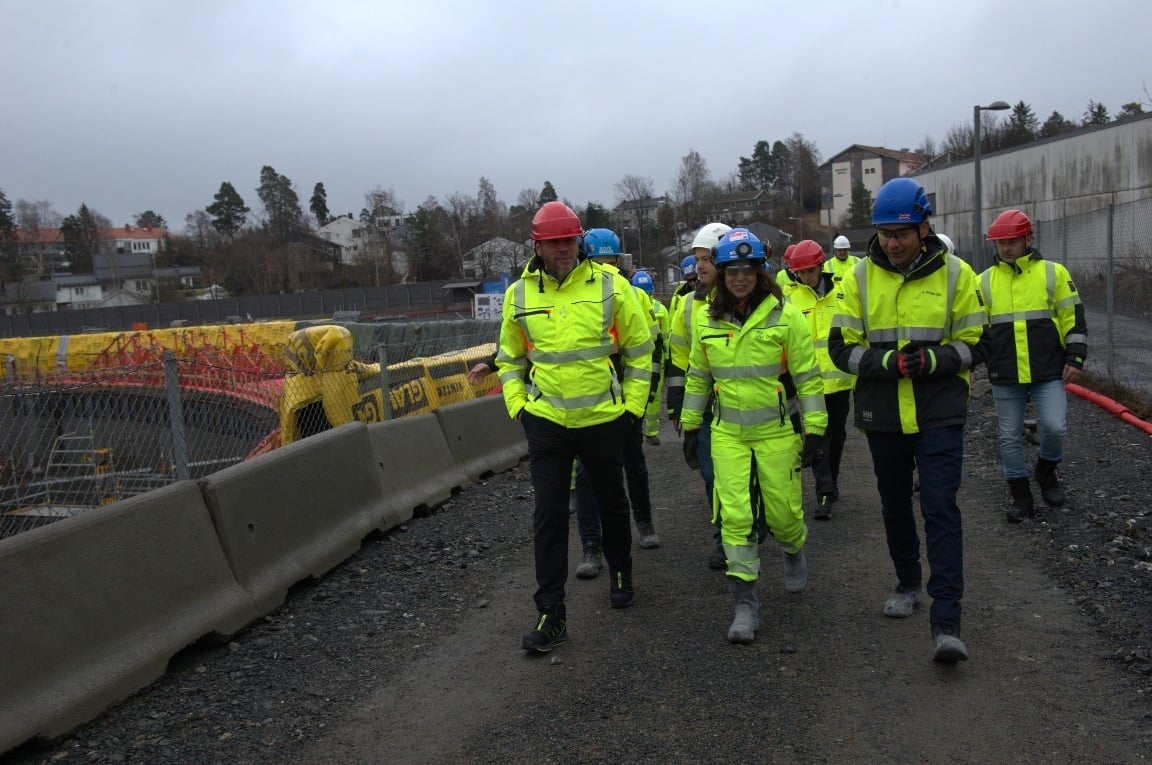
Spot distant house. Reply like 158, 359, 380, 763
614, 196, 667, 229
819, 145, 928, 227
316, 215, 369, 265
706, 190, 778, 224
0, 279, 57, 315
12, 227, 68, 275
461, 237, 530, 279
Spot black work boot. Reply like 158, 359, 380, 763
522, 610, 569, 653
1035, 459, 1065, 507
1006, 478, 1035, 523
609, 567, 635, 609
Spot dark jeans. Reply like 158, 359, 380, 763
521, 411, 634, 617
865, 426, 965, 628
573, 417, 653, 546
812, 389, 851, 497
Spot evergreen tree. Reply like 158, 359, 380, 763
134, 210, 167, 229
407, 198, 450, 280
256, 165, 305, 240
582, 202, 611, 229
0, 188, 20, 286
1119, 102, 1145, 118
844, 177, 873, 228
1002, 101, 1039, 147
538, 181, 558, 205
1040, 111, 1076, 138
310, 182, 330, 227
737, 139, 778, 192
206, 181, 250, 239
1083, 100, 1110, 126
60, 203, 104, 273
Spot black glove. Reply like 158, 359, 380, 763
683, 429, 701, 471
896, 343, 936, 378
1066, 353, 1084, 370
800, 434, 824, 468
666, 385, 684, 420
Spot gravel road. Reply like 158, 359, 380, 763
7, 381, 1152, 764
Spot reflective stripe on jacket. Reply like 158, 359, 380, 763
979, 250, 1087, 384
681, 295, 827, 440
496, 257, 653, 427
828, 235, 987, 434
783, 273, 855, 395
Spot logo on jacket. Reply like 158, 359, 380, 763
861, 409, 873, 422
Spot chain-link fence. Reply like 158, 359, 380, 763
0, 321, 502, 539
1032, 196, 1152, 397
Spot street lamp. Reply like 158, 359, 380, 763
973, 100, 1011, 271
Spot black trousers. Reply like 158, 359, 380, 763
813, 389, 851, 497
521, 411, 633, 618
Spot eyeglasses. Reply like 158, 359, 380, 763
876, 227, 919, 243
723, 264, 758, 276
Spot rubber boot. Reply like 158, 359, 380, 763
784, 549, 808, 593
726, 577, 760, 644
1035, 459, 1065, 507
1006, 478, 1035, 523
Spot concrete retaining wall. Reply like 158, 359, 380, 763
433, 396, 527, 481
367, 413, 468, 523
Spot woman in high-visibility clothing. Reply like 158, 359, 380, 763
782, 240, 856, 520
680, 228, 827, 644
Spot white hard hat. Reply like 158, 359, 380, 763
691, 222, 732, 252
937, 233, 956, 255
833, 235, 851, 250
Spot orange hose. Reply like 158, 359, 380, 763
1066, 382, 1152, 436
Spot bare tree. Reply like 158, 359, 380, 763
443, 191, 479, 277
15, 199, 63, 232
183, 210, 220, 251
615, 175, 656, 264
674, 149, 712, 227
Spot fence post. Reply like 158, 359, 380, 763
1105, 204, 1115, 384
378, 344, 393, 420
163, 351, 190, 480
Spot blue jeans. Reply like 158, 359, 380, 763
992, 380, 1068, 479
866, 426, 965, 629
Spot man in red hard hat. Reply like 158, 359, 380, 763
981, 209, 1087, 523
496, 201, 654, 653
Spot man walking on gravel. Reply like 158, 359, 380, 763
829, 178, 988, 663
496, 202, 653, 654
980, 209, 1086, 522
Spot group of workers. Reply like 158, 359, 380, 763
494, 178, 1086, 664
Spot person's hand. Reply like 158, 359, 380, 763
467, 362, 492, 385
800, 434, 824, 468
896, 343, 936, 378
1063, 356, 1084, 384
682, 429, 701, 470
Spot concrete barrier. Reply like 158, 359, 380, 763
199, 422, 388, 614
434, 396, 527, 482
0, 482, 259, 753
367, 414, 468, 524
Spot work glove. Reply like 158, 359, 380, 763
896, 343, 936, 378
666, 385, 684, 420
682, 429, 701, 471
800, 434, 824, 468
1066, 353, 1084, 370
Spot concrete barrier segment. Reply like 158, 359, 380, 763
434, 396, 527, 482
0, 481, 259, 754
367, 414, 469, 529
199, 422, 388, 614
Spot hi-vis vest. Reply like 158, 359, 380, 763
681, 295, 826, 441
979, 251, 1087, 385
496, 257, 653, 428
783, 274, 855, 395
829, 243, 987, 434
823, 254, 860, 279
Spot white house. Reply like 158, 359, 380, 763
461, 237, 531, 279
316, 215, 369, 265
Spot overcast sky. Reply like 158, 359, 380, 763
2, 0, 1148, 230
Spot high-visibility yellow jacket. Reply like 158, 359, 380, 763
665, 285, 711, 418
783, 273, 856, 395
828, 234, 987, 434
496, 256, 653, 427
681, 295, 826, 441
979, 249, 1087, 385
824, 254, 860, 279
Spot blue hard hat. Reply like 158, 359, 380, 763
714, 228, 767, 267
631, 270, 655, 294
583, 228, 621, 257
872, 178, 932, 226
680, 254, 697, 277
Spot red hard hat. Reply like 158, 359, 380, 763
783, 244, 797, 268
789, 240, 826, 271
986, 209, 1033, 240
531, 201, 583, 241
